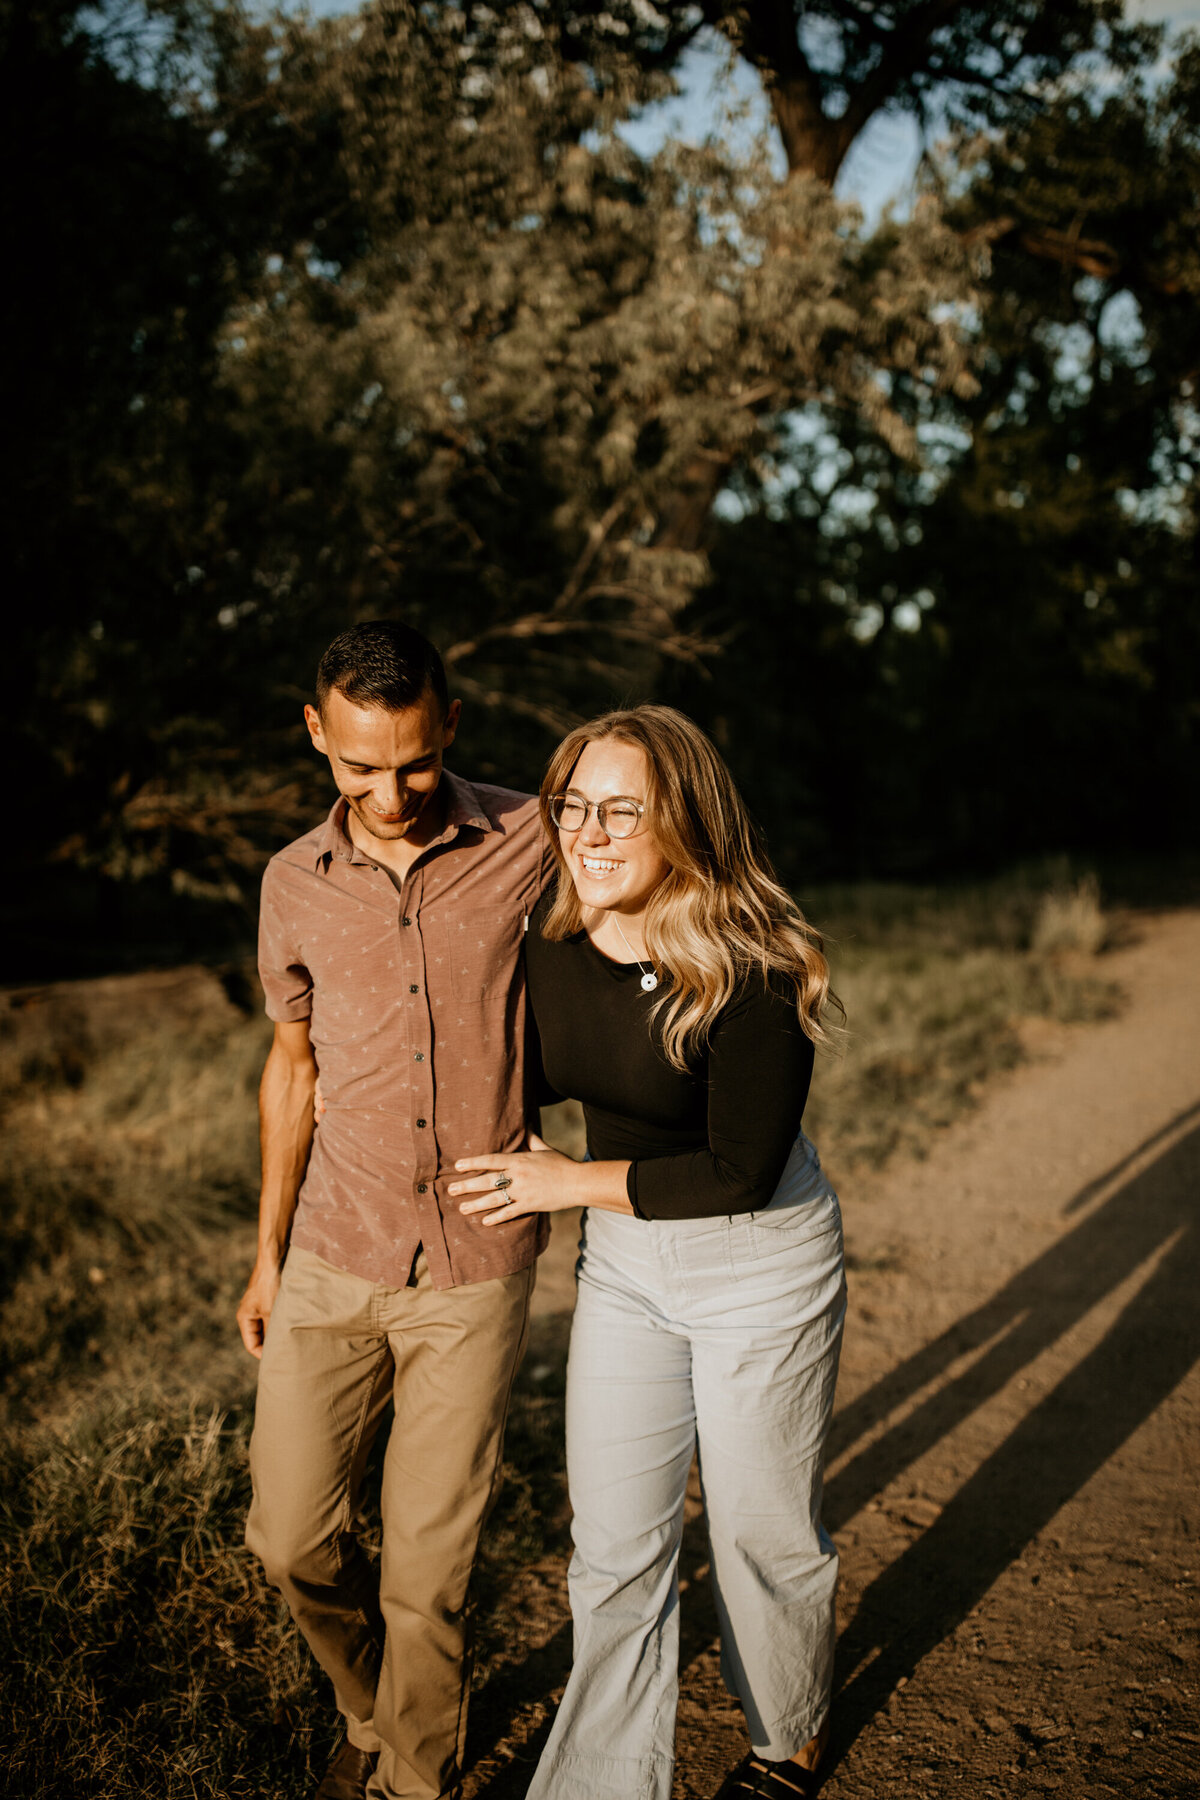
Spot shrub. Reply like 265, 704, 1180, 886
1030, 873, 1107, 957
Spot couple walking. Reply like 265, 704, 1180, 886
237, 621, 846, 1800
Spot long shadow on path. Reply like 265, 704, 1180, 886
824, 1108, 1200, 1763
468, 1111, 1200, 1792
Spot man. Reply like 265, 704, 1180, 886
237, 620, 552, 1800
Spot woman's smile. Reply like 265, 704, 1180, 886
578, 854, 623, 877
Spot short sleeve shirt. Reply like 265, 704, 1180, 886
258, 772, 553, 1289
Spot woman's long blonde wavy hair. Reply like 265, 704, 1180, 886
539, 706, 840, 1071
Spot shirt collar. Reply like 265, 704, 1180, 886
311, 771, 494, 871
440, 769, 494, 838
311, 799, 355, 868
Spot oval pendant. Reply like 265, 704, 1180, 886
641, 972, 658, 992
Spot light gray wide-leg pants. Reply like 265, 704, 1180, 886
527, 1136, 846, 1800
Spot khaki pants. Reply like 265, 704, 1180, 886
246, 1245, 534, 1800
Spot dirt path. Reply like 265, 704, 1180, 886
473, 911, 1200, 1798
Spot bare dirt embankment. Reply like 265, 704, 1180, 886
472, 911, 1200, 1800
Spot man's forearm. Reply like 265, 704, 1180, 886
237, 1023, 318, 1357
256, 1041, 318, 1266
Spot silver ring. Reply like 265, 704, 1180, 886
493, 1174, 513, 1191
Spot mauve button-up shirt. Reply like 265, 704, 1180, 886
258, 772, 553, 1289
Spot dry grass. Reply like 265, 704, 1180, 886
0, 971, 269, 1415
795, 868, 1118, 1170
1030, 872, 1108, 957
0, 1398, 321, 1799
0, 870, 1121, 1796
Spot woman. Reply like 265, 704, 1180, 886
448, 706, 845, 1800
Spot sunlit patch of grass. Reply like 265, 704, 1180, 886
801, 857, 1107, 955
802, 867, 1120, 1170
1031, 872, 1107, 957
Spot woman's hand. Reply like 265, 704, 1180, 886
449, 1132, 581, 1226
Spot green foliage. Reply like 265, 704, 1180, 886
5, 0, 1199, 933
669, 26, 1200, 875
199, 1, 978, 780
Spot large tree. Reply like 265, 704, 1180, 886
643, 0, 1161, 547
1, 0, 284, 913
670, 31, 1200, 873
206, 2, 979, 719
7, 0, 1195, 929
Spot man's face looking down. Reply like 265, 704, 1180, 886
304, 684, 462, 848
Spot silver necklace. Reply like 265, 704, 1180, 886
612, 916, 659, 992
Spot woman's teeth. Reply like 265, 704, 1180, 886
581, 857, 620, 875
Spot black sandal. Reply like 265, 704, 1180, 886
712, 1752, 823, 1800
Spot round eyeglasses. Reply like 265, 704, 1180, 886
549, 794, 646, 839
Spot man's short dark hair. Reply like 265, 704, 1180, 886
316, 620, 449, 716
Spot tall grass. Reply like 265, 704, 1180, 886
0, 1398, 320, 1799
798, 866, 1119, 1167
1030, 872, 1107, 957
0, 872, 1122, 1795
0, 973, 269, 1415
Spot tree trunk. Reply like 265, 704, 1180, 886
653, 11, 845, 551
650, 0, 969, 552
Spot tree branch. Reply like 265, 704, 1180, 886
552, 496, 629, 613
723, 0, 830, 179
834, 0, 964, 173
965, 214, 1124, 283
446, 670, 578, 733
442, 578, 725, 687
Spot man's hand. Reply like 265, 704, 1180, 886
236, 1259, 283, 1359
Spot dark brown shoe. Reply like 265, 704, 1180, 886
314, 1740, 378, 1800
712, 1754, 822, 1799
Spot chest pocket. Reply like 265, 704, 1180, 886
438, 908, 524, 1000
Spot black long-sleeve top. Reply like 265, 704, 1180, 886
525, 890, 814, 1220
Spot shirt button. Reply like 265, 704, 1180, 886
416, 1118, 427, 1129
417, 1182, 428, 1194
409, 984, 419, 994
402, 916, 412, 927
414, 1052, 425, 1062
